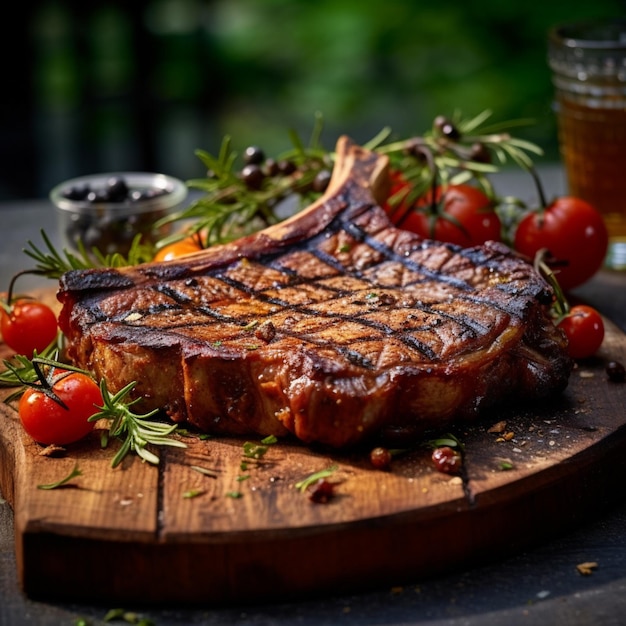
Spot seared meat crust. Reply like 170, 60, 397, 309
57, 137, 572, 448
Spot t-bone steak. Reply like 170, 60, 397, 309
57, 137, 572, 448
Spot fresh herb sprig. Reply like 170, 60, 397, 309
12, 111, 541, 281
379, 109, 543, 219
0, 351, 185, 468
0, 340, 63, 399
156, 115, 334, 249
22, 230, 154, 281
155, 110, 542, 252
90, 380, 187, 468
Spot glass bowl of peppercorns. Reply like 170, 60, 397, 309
50, 172, 188, 257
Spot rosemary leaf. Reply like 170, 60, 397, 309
90, 380, 187, 468
37, 463, 82, 490
190, 465, 219, 478
295, 465, 338, 493
183, 489, 204, 499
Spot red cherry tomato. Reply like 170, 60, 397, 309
557, 304, 605, 359
388, 183, 501, 247
1, 299, 58, 356
18, 371, 103, 445
513, 197, 608, 291
153, 237, 203, 262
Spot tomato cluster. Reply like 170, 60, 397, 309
382, 170, 609, 360
383, 170, 608, 292
395, 183, 502, 247
384, 174, 501, 246
0, 294, 103, 446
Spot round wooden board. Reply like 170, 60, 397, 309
0, 290, 625, 605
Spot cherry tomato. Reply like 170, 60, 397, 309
1, 299, 58, 356
389, 184, 501, 247
513, 197, 608, 291
153, 237, 203, 262
18, 371, 103, 445
557, 304, 605, 360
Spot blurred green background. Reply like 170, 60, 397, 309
3, 0, 625, 200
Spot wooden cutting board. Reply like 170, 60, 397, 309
1, 290, 625, 606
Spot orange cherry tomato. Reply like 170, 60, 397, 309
153, 238, 203, 262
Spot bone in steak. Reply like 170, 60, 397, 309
57, 137, 572, 448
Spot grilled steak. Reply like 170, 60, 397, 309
57, 137, 572, 448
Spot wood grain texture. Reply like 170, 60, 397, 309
1, 290, 625, 605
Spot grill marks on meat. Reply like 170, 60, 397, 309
58, 137, 572, 448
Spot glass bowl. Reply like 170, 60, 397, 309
50, 171, 188, 257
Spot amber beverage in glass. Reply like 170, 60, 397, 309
548, 18, 626, 270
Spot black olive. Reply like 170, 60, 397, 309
442, 123, 460, 140
434, 115, 460, 140
469, 142, 491, 163
243, 145, 265, 165
606, 360, 626, 383
106, 176, 130, 201
131, 187, 168, 202
241, 164, 265, 190
277, 159, 297, 175
264, 158, 279, 177
312, 169, 332, 193
86, 189, 110, 203
62, 184, 91, 201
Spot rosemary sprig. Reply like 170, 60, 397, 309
0, 349, 186, 469
0, 340, 64, 400
14, 111, 540, 267
89, 380, 187, 468
22, 230, 154, 280
156, 117, 335, 248
14, 111, 543, 282
378, 109, 542, 211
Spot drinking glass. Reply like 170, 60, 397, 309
548, 17, 626, 270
